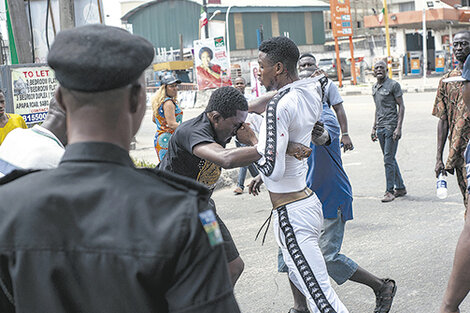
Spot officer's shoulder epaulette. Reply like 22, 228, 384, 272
137, 167, 210, 199
0, 169, 40, 186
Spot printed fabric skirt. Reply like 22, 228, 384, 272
154, 131, 172, 162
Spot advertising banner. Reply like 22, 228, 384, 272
411, 59, 421, 75
330, 0, 353, 38
435, 56, 445, 73
10, 66, 57, 124
194, 36, 232, 90
249, 62, 265, 98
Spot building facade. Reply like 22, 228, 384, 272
364, 0, 470, 73
121, 0, 328, 52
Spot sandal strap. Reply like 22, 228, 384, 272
374, 279, 397, 313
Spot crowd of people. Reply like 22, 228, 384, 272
0, 23, 470, 313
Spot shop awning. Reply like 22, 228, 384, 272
153, 60, 194, 72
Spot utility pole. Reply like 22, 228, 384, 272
59, 0, 75, 30
203, 0, 209, 38
383, 0, 393, 78
6, 0, 32, 64
422, 2, 427, 86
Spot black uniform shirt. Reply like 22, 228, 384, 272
159, 113, 224, 191
0, 142, 240, 313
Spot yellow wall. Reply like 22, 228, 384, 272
304, 12, 313, 44
234, 13, 245, 50
271, 12, 279, 37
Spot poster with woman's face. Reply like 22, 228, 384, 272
193, 37, 232, 90
249, 62, 266, 97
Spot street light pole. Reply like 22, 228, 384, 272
226, 6, 233, 76
422, 1, 427, 86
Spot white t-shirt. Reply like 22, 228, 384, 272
244, 93, 255, 102
256, 78, 323, 193
245, 112, 263, 135
0, 125, 65, 177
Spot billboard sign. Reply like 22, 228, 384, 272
194, 36, 232, 90
330, 0, 353, 38
249, 62, 265, 98
0, 64, 57, 124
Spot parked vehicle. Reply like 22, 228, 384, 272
318, 58, 351, 80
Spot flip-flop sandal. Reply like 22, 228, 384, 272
288, 308, 310, 313
374, 278, 397, 313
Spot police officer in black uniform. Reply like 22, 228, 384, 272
0, 24, 240, 313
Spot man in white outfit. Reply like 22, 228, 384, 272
249, 36, 348, 313
0, 98, 67, 177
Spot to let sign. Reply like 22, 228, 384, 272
330, 0, 353, 38
10, 66, 57, 124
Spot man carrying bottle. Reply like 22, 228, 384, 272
433, 31, 470, 210
440, 52, 470, 313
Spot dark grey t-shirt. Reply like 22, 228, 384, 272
372, 77, 403, 128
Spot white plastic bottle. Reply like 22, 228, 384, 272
436, 172, 448, 199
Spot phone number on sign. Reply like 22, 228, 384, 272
21, 112, 48, 124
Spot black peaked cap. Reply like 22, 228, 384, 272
48, 24, 155, 92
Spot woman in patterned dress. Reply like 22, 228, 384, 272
152, 74, 183, 162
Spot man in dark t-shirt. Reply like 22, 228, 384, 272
160, 87, 261, 286
371, 60, 406, 203
160, 86, 311, 286
161, 112, 228, 189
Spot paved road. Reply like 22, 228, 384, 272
134, 92, 469, 312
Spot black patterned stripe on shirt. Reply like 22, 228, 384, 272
256, 88, 290, 177
277, 205, 337, 313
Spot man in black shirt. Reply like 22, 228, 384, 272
0, 24, 240, 313
371, 60, 406, 203
160, 87, 259, 286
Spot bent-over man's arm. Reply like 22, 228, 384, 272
193, 142, 261, 169
192, 123, 311, 169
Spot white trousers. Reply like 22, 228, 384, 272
273, 193, 348, 313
